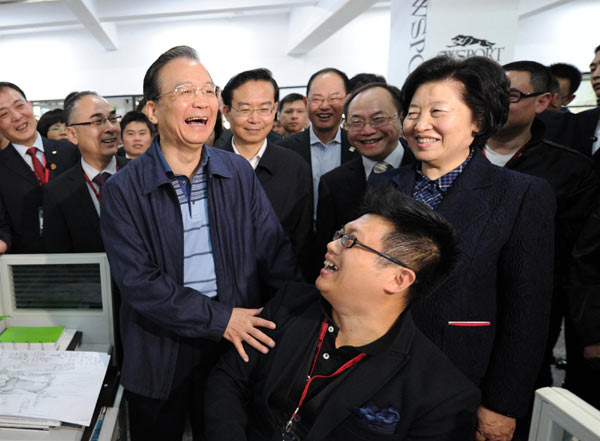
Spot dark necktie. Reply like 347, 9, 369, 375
372, 161, 392, 174
92, 172, 112, 194
26, 147, 47, 186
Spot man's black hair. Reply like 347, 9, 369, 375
221, 68, 279, 108
343, 83, 401, 117
402, 55, 510, 149
63, 91, 99, 125
120, 110, 156, 134
136, 97, 147, 113
348, 73, 386, 94
549, 63, 582, 95
359, 186, 458, 302
277, 93, 305, 116
144, 45, 199, 102
0, 82, 27, 100
37, 109, 65, 138
549, 74, 559, 95
306, 68, 350, 96
595, 44, 600, 53
503, 60, 553, 93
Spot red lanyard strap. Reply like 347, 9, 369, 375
285, 319, 366, 433
83, 172, 102, 203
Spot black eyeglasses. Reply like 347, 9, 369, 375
333, 230, 410, 269
509, 88, 545, 103
69, 115, 121, 127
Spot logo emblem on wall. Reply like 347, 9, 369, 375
439, 34, 505, 62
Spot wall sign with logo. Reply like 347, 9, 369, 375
425, 0, 518, 64
388, 0, 518, 86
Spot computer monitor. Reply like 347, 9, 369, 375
0, 253, 115, 358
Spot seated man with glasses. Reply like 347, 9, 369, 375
217, 68, 312, 275
205, 188, 480, 441
43, 91, 128, 253
100, 46, 301, 441
316, 83, 415, 273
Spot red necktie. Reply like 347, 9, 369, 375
26, 147, 47, 186
92, 172, 111, 195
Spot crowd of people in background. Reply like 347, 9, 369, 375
0, 43, 599, 441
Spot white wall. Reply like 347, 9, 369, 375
1, 0, 597, 103
0, 8, 390, 101
514, 0, 599, 71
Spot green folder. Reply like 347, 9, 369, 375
0, 326, 65, 343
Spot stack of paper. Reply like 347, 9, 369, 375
0, 350, 110, 428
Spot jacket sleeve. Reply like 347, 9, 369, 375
0, 193, 11, 252
42, 185, 73, 253
292, 167, 315, 282
481, 177, 556, 417
100, 176, 232, 341
315, 175, 338, 269
405, 387, 480, 441
568, 199, 600, 346
251, 171, 304, 298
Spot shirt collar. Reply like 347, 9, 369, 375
415, 148, 474, 193
156, 137, 210, 177
319, 297, 407, 355
361, 142, 404, 178
231, 137, 268, 169
81, 156, 117, 180
12, 132, 44, 155
309, 124, 342, 147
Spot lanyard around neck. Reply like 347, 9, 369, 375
284, 319, 366, 434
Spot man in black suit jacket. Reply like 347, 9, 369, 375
219, 68, 312, 272
538, 45, 600, 170
205, 189, 479, 441
278, 68, 360, 217
487, 63, 600, 416
0, 82, 79, 253
316, 83, 415, 270
43, 91, 127, 253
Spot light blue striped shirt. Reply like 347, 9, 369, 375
309, 126, 342, 218
158, 146, 218, 298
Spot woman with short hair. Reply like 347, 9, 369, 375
371, 55, 556, 441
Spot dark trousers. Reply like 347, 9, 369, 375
126, 338, 223, 441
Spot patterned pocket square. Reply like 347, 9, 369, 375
355, 403, 400, 435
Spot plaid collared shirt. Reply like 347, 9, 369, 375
412, 149, 474, 210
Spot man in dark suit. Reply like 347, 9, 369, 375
0, 82, 79, 253
278, 68, 360, 217
316, 83, 414, 269
43, 91, 128, 253
486, 61, 599, 436
218, 68, 312, 269
205, 189, 480, 441
538, 45, 600, 171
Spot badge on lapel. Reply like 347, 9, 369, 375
355, 403, 400, 435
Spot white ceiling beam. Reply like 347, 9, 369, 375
518, 0, 574, 19
286, 0, 378, 55
63, 0, 118, 51
99, 0, 311, 21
